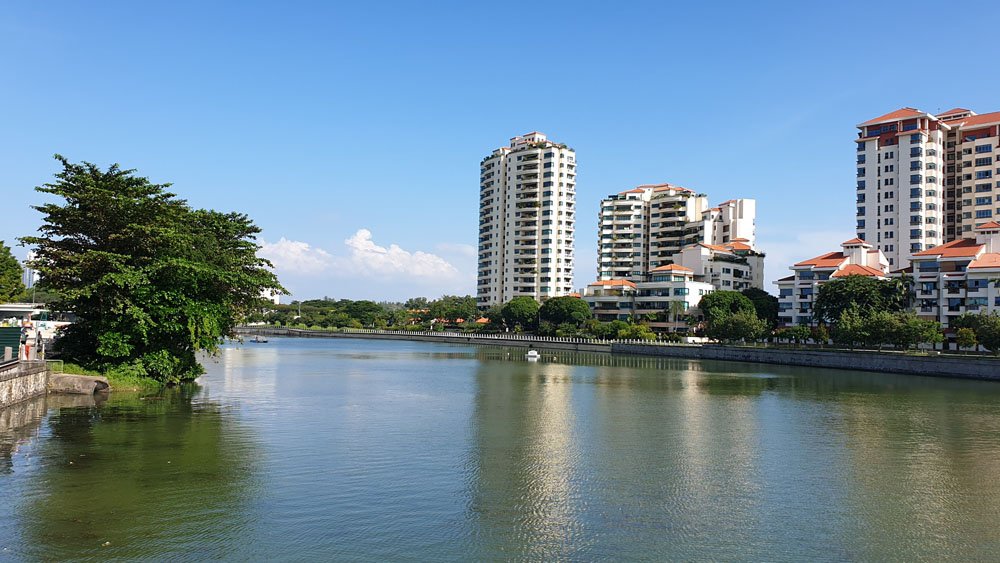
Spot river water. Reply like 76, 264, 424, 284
1, 337, 1000, 561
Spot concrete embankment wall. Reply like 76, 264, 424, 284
238, 326, 1000, 381
237, 327, 612, 353
614, 344, 1000, 381
0, 361, 49, 408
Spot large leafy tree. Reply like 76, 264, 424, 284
538, 296, 592, 327
705, 309, 767, 344
741, 288, 779, 328
20, 156, 283, 382
813, 275, 907, 324
0, 241, 25, 302
697, 290, 755, 325
428, 295, 478, 323
501, 296, 539, 331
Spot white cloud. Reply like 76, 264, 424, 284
259, 237, 333, 275
337, 229, 461, 280
435, 242, 477, 258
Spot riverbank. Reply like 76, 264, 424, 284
235, 326, 1000, 381
58, 363, 160, 392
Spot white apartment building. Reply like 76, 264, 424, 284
775, 238, 890, 326
897, 222, 1000, 328
674, 240, 764, 292
477, 132, 576, 308
856, 107, 1000, 269
597, 184, 758, 281
583, 264, 714, 332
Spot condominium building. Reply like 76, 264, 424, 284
775, 238, 890, 326
583, 264, 714, 332
477, 132, 576, 308
596, 184, 758, 281
894, 222, 1000, 328
674, 240, 764, 291
855, 107, 1000, 269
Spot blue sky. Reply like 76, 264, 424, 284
3, 0, 1000, 301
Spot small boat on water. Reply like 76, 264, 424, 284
525, 350, 540, 361
250, 335, 269, 343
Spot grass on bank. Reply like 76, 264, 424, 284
60, 362, 161, 392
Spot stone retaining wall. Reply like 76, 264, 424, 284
613, 344, 1000, 381
237, 327, 1000, 381
0, 361, 49, 408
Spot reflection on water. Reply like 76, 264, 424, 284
1, 338, 999, 560
0, 386, 260, 561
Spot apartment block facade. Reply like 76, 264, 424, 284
856, 107, 1000, 269
775, 239, 890, 326
583, 264, 714, 332
895, 222, 1000, 328
477, 132, 576, 308
597, 184, 758, 281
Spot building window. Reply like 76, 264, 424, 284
976, 210, 994, 219
976, 170, 993, 179
975, 144, 993, 154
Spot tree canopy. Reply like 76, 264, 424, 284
697, 290, 755, 325
20, 156, 284, 382
741, 288, 779, 328
501, 296, 539, 331
538, 296, 592, 327
813, 275, 907, 323
0, 241, 25, 303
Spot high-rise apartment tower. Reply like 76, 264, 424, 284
477, 132, 576, 308
596, 183, 757, 281
855, 107, 1000, 268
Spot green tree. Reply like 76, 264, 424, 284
778, 325, 811, 345
811, 324, 830, 347
741, 288, 779, 328
428, 295, 477, 323
20, 156, 283, 383
0, 241, 25, 302
706, 309, 767, 344
955, 327, 978, 353
974, 313, 1000, 355
591, 319, 629, 340
813, 275, 907, 323
831, 304, 866, 349
501, 296, 539, 331
861, 310, 900, 350
697, 291, 755, 325
617, 323, 657, 340
888, 312, 942, 351
538, 296, 592, 327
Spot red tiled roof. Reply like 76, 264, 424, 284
955, 111, 1000, 128
588, 279, 636, 288
937, 108, 971, 117
913, 238, 984, 258
858, 108, 926, 127
731, 237, 750, 242
650, 264, 693, 273
976, 221, 1000, 230
567, 292, 582, 298
831, 264, 886, 278
841, 237, 868, 246
969, 254, 1000, 270
795, 251, 847, 268
727, 241, 752, 251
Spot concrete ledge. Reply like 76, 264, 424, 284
613, 344, 1000, 381
48, 373, 110, 395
